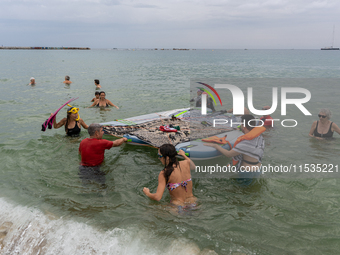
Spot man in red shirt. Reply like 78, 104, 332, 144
79, 123, 127, 185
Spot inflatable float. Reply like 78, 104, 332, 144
100, 108, 244, 160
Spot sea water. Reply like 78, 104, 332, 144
0, 49, 340, 254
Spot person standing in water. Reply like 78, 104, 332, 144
309, 108, 340, 139
91, 91, 100, 102
94, 79, 101, 89
29, 77, 35, 85
89, 91, 119, 109
52, 106, 88, 136
78, 124, 127, 184
143, 144, 196, 207
63, 76, 72, 84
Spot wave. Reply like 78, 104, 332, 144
0, 198, 216, 255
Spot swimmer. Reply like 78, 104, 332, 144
89, 91, 119, 109
94, 79, 101, 89
143, 144, 196, 207
29, 77, 35, 85
63, 75, 72, 84
309, 108, 340, 139
91, 91, 100, 102
52, 106, 88, 136
190, 89, 216, 112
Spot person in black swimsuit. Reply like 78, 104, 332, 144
89, 91, 119, 109
52, 106, 88, 136
309, 108, 340, 139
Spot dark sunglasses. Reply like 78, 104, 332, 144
158, 153, 163, 158
318, 114, 327, 118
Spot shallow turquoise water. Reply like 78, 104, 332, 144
0, 49, 340, 254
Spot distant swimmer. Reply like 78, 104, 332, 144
143, 144, 196, 207
29, 77, 35, 85
91, 91, 100, 102
309, 108, 340, 139
190, 89, 216, 112
78, 124, 127, 184
63, 75, 72, 84
52, 105, 88, 136
89, 91, 119, 109
94, 79, 101, 89
259, 106, 274, 127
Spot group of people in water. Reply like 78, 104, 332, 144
37, 76, 119, 138
29, 76, 103, 89
43, 81, 340, 210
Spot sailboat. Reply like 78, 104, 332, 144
321, 25, 339, 50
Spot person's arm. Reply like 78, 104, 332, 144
308, 121, 317, 138
91, 98, 95, 102
52, 114, 66, 129
107, 100, 119, 109
204, 143, 241, 158
111, 137, 127, 147
177, 149, 195, 170
332, 123, 340, 135
143, 171, 166, 201
79, 119, 88, 129
88, 99, 99, 108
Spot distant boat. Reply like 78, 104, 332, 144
321, 46, 339, 50
321, 25, 339, 50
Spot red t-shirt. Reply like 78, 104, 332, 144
79, 138, 114, 166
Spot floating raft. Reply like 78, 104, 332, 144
101, 108, 243, 160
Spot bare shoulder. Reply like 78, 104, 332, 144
179, 159, 190, 170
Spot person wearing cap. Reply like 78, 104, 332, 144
63, 76, 72, 84
259, 106, 274, 127
29, 77, 35, 85
51, 106, 88, 136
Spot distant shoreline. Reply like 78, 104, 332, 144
0, 46, 90, 50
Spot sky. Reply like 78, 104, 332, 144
1, 0, 340, 49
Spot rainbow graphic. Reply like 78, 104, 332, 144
196, 82, 223, 106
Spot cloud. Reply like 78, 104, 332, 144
1, 0, 340, 48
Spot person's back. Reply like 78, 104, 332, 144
143, 145, 196, 207
166, 159, 194, 205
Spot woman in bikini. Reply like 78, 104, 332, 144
309, 108, 340, 139
52, 106, 88, 136
89, 91, 119, 109
143, 144, 196, 206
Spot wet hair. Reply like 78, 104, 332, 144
94, 79, 100, 85
95, 91, 100, 95
99, 91, 106, 95
159, 144, 179, 183
241, 114, 256, 131
319, 108, 331, 119
88, 123, 102, 136
65, 75, 70, 80
65, 109, 73, 132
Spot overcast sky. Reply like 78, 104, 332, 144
1, 0, 340, 49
